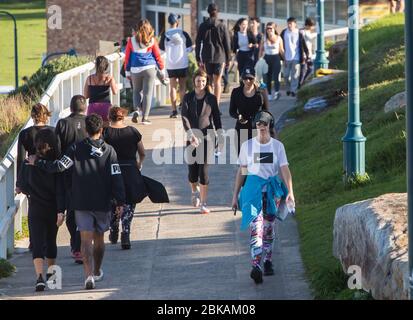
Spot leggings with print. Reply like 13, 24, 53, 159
249, 193, 277, 267
110, 204, 136, 235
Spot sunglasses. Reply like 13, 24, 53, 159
243, 77, 254, 81
256, 121, 269, 126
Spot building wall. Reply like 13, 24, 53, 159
47, 0, 125, 56
124, 0, 141, 37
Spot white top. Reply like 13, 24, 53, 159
300, 29, 317, 58
284, 29, 300, 61
237, 32, 250, 52
263, 36, 281, 55
238, 137, 289, 180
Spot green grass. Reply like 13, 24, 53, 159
280, 14, 406, 299
14, 216, 29, 241
0, 0, 46, 86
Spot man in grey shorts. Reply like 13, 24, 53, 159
32, 114, 126, 290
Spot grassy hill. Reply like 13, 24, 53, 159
0, 0, 46, 86
280, 13, 406, 299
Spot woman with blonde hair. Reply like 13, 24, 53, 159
124, 19, 165, 125
181, 69, 223, 214
259, 22, 284, 101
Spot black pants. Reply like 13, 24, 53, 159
110, 204, 136, 235
237, 50, 255, 75
264, 54, 281, 93
187, 139, 212, 185
28, 204, 58, 260
66, 210, 81, 252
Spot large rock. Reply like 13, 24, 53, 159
384, 92, 406, 113
333, 193, 409, 300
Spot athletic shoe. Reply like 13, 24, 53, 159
84, 275, 95, 290
274, 92, 280, 100
93, 269, 104, 282
109, 230, 119, 244
132, 112, 139, 123
121, 232, 131, 250
200, 203, 210, 214
169, 110, 178, 118
286, 91, 291, 96
142, 119, 152, 125
268, 93, 275, 101
264, 260, 274, 276
35, 275, 46, 292
250, 265, 263, 284
73, 251, 83, 264
291, 92, 296, 97
223, 84, 230, 94
191, 191, 200, 207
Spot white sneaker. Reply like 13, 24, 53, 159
93, 269, 104, 282
191, 191, 201, 207
200, 203, 210, 214
84, 276, 95, 290
273, 92, 280, 100
268, 93, 275, 101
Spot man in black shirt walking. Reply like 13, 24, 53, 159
55, 95, 88, 264
195, 3, 231, 107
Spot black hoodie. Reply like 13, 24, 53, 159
196, 18, 231, 65
35, 137, 126, 211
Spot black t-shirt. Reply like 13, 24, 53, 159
103, 126, 142, 161
17, 125, 53, 176
229, 86, 265, 130
55, 113, 87, 154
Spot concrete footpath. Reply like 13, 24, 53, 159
0, 90, 312, 300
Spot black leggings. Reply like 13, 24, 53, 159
264, 54, 281, 93
66, 210, 81, 252
28, 204, 58, 260
110, 204, 136, 235
237, 50, 255, 75
187, 139, 212, 185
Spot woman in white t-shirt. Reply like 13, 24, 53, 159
299, 18, 317, 86
231, 111, 295, 284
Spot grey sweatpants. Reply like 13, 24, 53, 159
131, 68, 156, 120
283, 60, 301, 94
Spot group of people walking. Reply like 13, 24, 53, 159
15, 3, 303, 292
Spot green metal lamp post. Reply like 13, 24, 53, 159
342, 0, 366, 179
0, 11, 19, 89
405, 0, 413, 300
314, 0, 329, 70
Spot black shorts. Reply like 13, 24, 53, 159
205, 63, 225, 76
167, 68, 188, 79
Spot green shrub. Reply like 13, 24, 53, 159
0, 258, 15, 279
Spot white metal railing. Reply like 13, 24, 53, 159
324, 27, 349, 39
0, 52, 169, 259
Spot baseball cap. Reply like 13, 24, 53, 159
241, 68, 256, 79
168, 13, 180, 25
207, 3, 218, 14
254, 111, 273, 126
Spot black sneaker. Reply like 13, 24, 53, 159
264, 260, 274, 276
250, 266, 263, 284
170, 110, 178, 118
131, 112, 139, 123
142, 118, 152, 125
121, 231, 131, 250
291, 92, 296, 97
109, 230, 119, 244
223, 84, 230, 94
35, 275, 46, 292
286, 91, 291, 96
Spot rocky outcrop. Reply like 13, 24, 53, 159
384, 92, 406, 113
333, 193, 409, 300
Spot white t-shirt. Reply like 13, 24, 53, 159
238, 137, 289, 179
284, 29, 300, 62
238, 32, 250, 52
300, 29, 316, 59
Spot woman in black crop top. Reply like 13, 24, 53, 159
84, 56, 118, 124
103, 106, 145, 249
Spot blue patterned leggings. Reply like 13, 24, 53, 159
110, 204, 136, 235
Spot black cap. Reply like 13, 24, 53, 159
241, 67, 255, 79
207, 3, 218, 14
168, 13, 180, 25
254, 111, 273, 125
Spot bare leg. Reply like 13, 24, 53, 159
190, 182, 199, 193
178, 77, 187, 106
169, 77, 178, 111
93, 232, 105, 276
200, 184, 208, 204
33, 258, 44, 277
213, 74, 223, 106
80, 231, 94, 278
